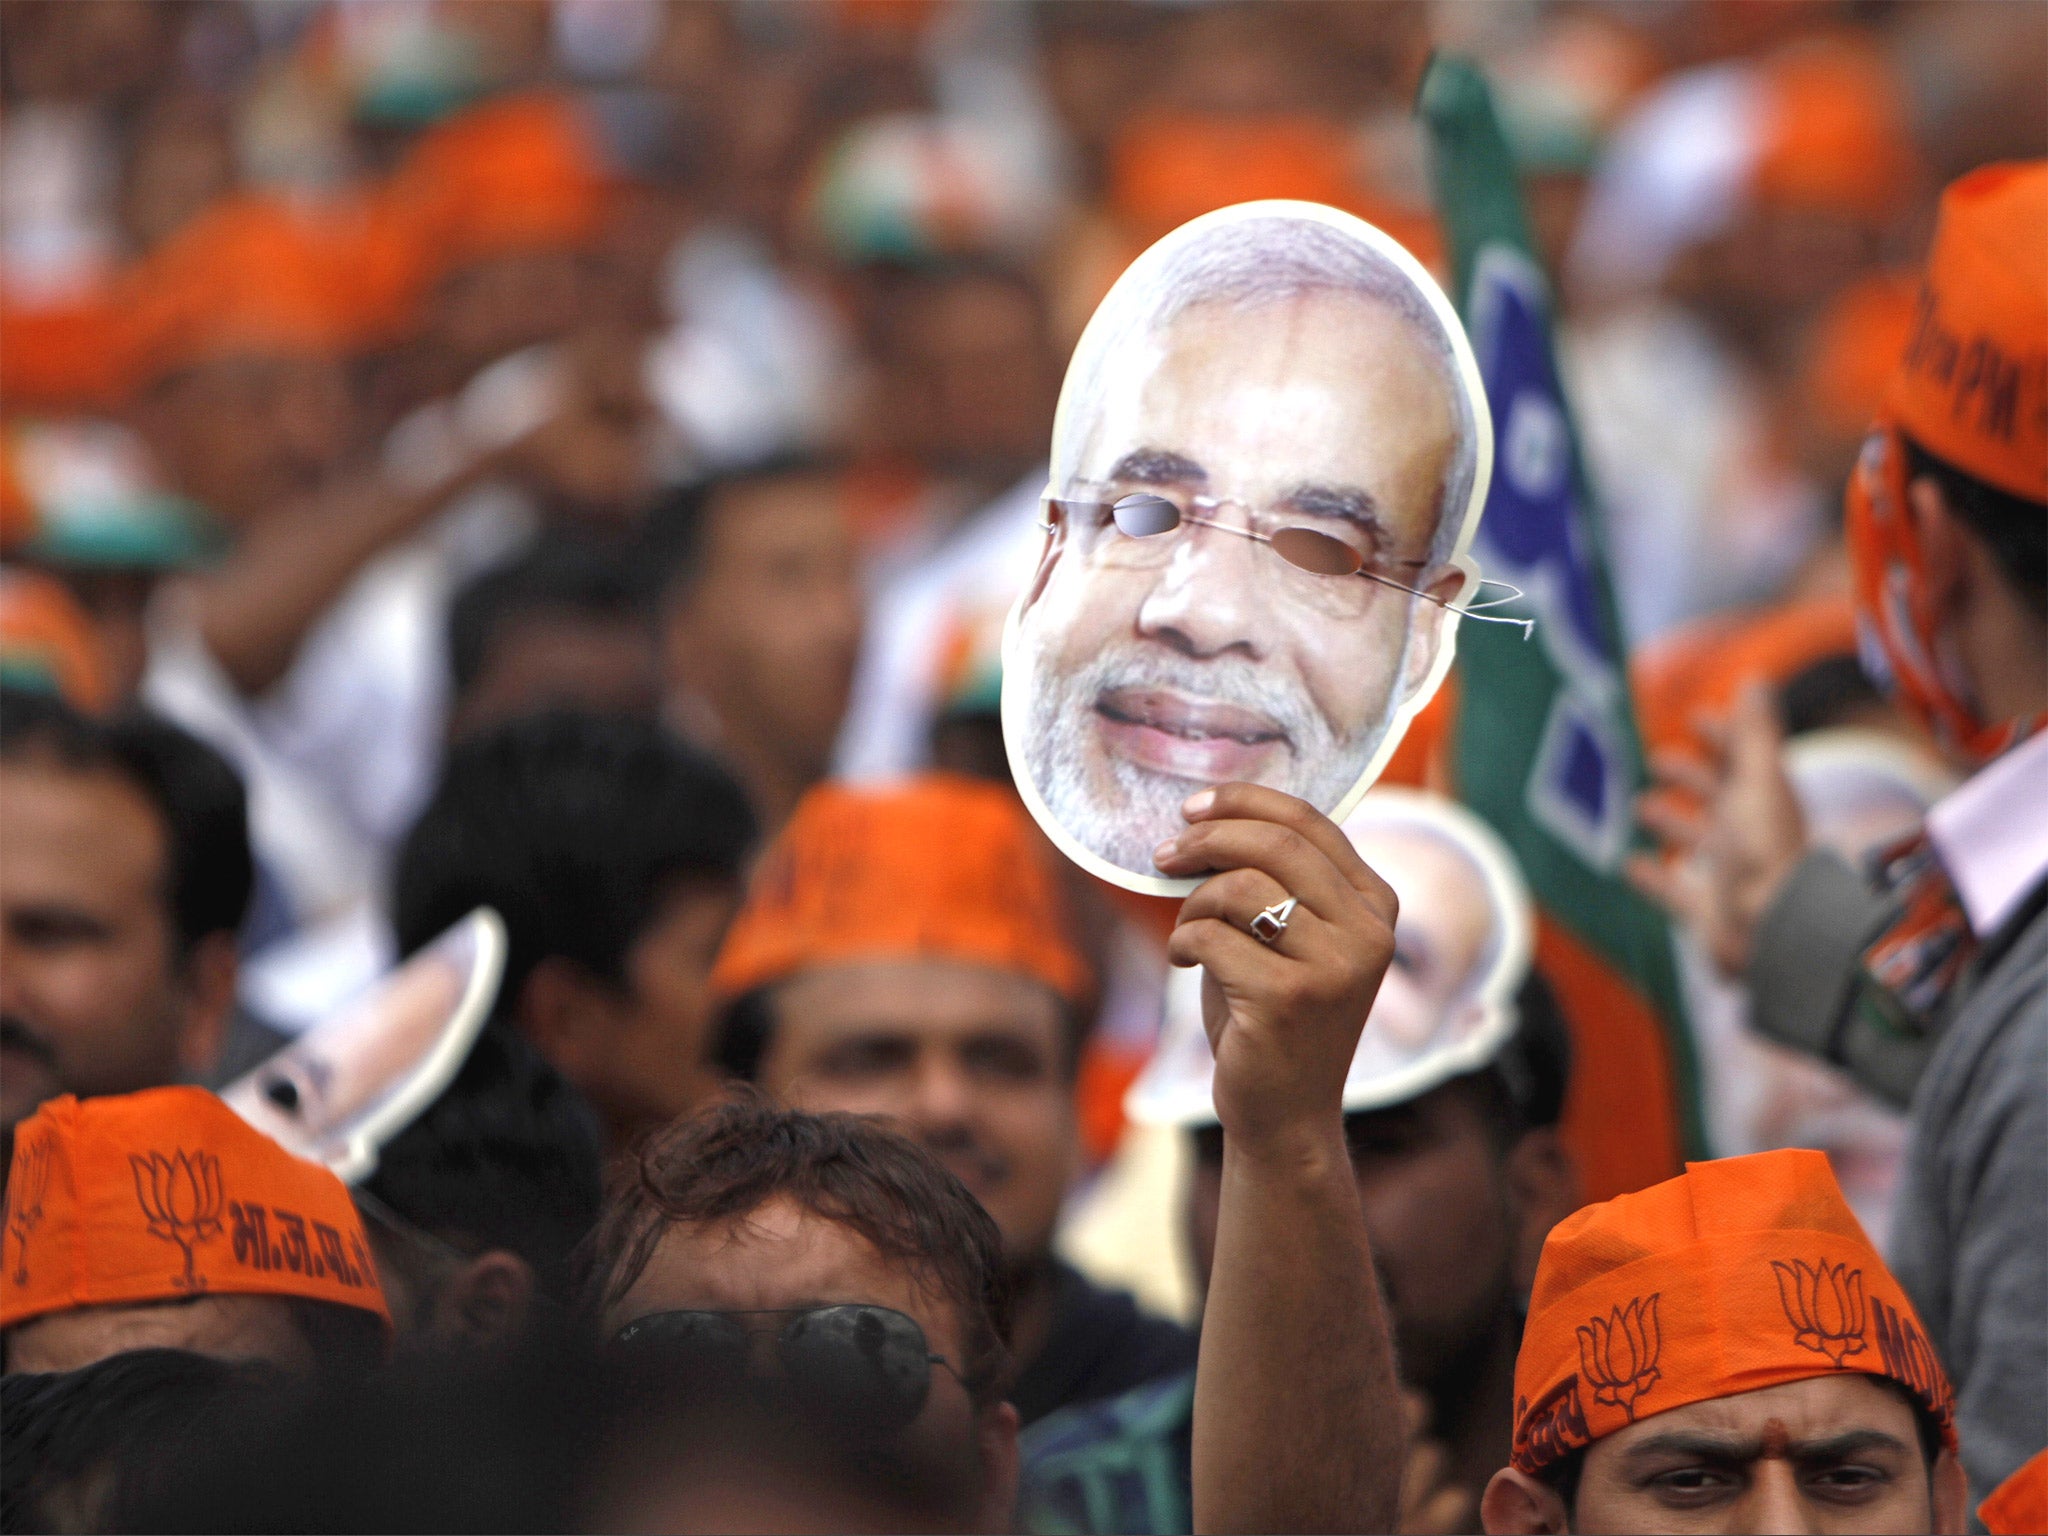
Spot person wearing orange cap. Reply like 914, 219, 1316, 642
1482, 1149, 1968, 1535
1636, 162, 2047, 1507
2, 1085, 390, 1375
709, 774, 1197, 1428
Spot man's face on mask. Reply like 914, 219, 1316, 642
1013, 287, 1461, 879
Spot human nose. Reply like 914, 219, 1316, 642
1745, 1460, 1823, 1535
1134, 516, 1267, 661
905, 1052, 978, 1136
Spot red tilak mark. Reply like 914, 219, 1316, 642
1758, 1421, 1793, 1460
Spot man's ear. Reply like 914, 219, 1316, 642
973, 1400, 1021, 1535
1481, 1466, 1569, 1535
516, 956, 620, 1087
1905, 476, 1971, 622
1930, 1448, 1968, 1536
1504, 1127, 1582, 1297
431, 1251, 537, 1349
176, 930, 239, 1078
1399, 567, 1468, 705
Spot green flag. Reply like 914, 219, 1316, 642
1419, 55, 1707, 1176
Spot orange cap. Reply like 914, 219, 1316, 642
1511, 1149, 1955, 1474
0, 569, 111, 713
120, 194, 361, 387
1, 1088, 391, 1335
1981, 1449, 2048, 1536
0, 287, 134, 413
1802, 270, 1917, 444
713, 774, 1091, 1005
1884, 161, 2048, 502
393, 92, 611, 274
1753, 39, 1919, 223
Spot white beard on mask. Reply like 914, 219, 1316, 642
1020, 617, 1412, 874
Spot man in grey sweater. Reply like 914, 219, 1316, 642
1631, 160, 2047, 1510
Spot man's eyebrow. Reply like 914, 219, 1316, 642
1280, 480, 1387, 537
1621, 1429, 1913, 1466
1108, 448, 1206, 485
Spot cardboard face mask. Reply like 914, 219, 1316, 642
1002, 201, 1495, 893
1127, 789, 1532, 1127
222, 909, 506, 1182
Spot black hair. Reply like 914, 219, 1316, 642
447, 533, 654, 700
1900, 432, 2048, 621
710, 983, 1095, 1087
0, 687, 253, 959
1777, 653, 1890, 737
392, 710, 758, 1012
643, 455, 850, 599
1, 1348, 282, 1534
362, 1025, 605, 1304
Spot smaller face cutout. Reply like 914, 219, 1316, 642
221, 910, 506, 1182
1003, 201, 1492, 893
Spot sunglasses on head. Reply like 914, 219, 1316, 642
1042, 491, 1533, 635
611, 1305, 967, 1433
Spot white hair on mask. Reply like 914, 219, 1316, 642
1053, 211, 1480, 570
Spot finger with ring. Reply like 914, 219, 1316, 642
1249, 897, 1298, 945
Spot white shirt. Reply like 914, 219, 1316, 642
1928, 729, 2048, 938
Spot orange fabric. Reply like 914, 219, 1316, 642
393, 92, 611, 274
1107, 112, 1443, 270
1512, 1149, 1955, 1473
1802, 271, 1917, 444
713, 774, 1092, 1005
0, 569, 111, 713
1536, 913, 1685, 1204
0, 288, 132, 412
1, 1088, 391, 1334
1752, 40, 1919, 222
1884, 160, 2048, 502
120, 194, 360, 386
1632, 594, 1858, 764
1980, 1448, 2048, 1536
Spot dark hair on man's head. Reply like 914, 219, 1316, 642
1901, 433, 2048, 621
447, 534, 653, 700
363, 1025, 605, 1303
644, 455, 850, 599
393, 710, 758, 1011
1777, 653, 1891, 737
578, 1094, 1012, 1406
1, 1348, 282, 1534
0, 687, 252, 959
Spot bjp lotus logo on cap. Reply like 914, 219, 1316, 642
6, 1134, 52, 1285
1578, 1294, 1662, 1420
1773, 1259, 1868, 1369
131, 1149, 225, 1291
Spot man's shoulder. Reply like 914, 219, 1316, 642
1018, 1369, 1196, 1536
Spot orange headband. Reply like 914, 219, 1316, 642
2, 1088, 390, 1335
713, 774, 1091, 1005
1512, 1149, 1955, 1473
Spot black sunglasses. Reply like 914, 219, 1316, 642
611, 1305, 967, 1432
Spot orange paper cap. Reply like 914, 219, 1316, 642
121, 195, 361, 386
1, 1088, 391, 1335
394, 92, 611, 274
1884, 160, 2048, 501
1511, 1149, 1955, 1473
1752, 40, 1919, 223
1980, 1448, 2048, 1536
713, 774, 1091, 1005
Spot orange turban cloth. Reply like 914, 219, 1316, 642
1883, 160, 2048, 502
1752, 39, 1920, 224
119, 194, 361, 388
1981, 1449, 2048, 1536
713, 774, 1091, 1005
392, 91, 611, 274
1510, 1149, 1956, 1474
1, 1088, 391, 1336
0, 569, 110, 713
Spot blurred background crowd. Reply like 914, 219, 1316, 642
0, 2, 2043, 1527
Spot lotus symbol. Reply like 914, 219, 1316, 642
1773, 1259, 1867, 1368
6, 1135, 52, 1284
130, 1150, 225, 1291
1577, 1294, 1662, 1420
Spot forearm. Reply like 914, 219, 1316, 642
1192, 1120, 1403, 1534
194, 464, 488, 696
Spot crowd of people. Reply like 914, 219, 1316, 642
0, 1, 2043, 1532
